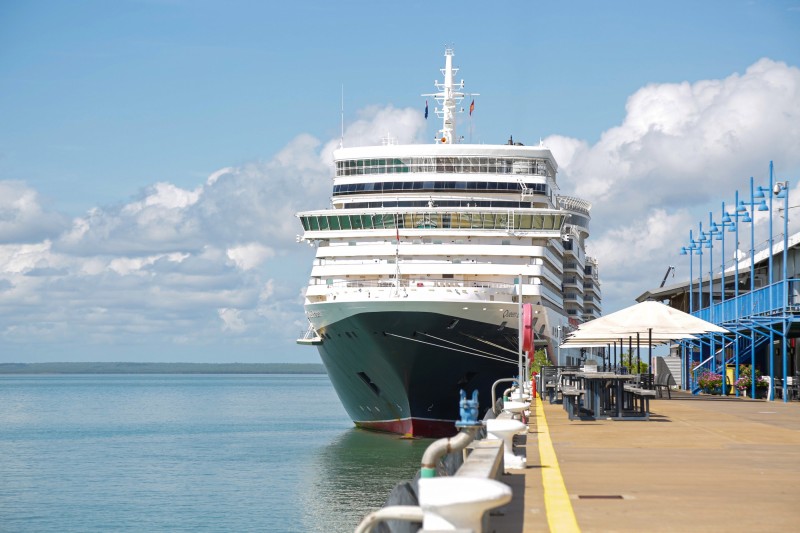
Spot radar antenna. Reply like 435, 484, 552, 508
340, 84, 344, 149
422, 47, 478, 144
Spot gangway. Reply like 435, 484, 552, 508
296, 323, 323, 345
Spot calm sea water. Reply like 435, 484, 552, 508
0, 375, 431, 532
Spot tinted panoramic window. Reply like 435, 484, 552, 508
299, 211, 565, 232
332, 181, 548, 196
335, 156, 553, 177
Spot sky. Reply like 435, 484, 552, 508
1, 0, 799, 363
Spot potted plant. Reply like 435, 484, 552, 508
530, 349, 552, 398
697, 370, 723, 395
529, 349, 552, 375
735, 365, 769, 398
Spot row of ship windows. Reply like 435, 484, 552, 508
565, 293, 600, 302
300, 212, 565, 232
335, 157, 552, 177
332, 181, 548, 195
341, 200, 540, 209
567, 309, 600, 316
336, 202, 590, 230
565, 276, 597, 285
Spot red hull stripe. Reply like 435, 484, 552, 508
354, 418, 458, 438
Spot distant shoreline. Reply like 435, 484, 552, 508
0, 362, 327, 375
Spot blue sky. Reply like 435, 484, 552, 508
1, 0, 799, 363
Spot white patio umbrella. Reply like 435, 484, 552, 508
572, 300, 728, 336
562, 331, 698, 370
561, 332, 697, 347
562, 301, 728, 373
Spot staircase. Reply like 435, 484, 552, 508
662, 356, 682, 388
689, 334, 768, 394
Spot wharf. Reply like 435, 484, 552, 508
493, 392, 800, 532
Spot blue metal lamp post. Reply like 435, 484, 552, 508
697, 222, 705, 314
680, 230, 699, 314
703, 219, 719, 375
737, 176, 769, 399
775, 179, 790, 402
680, 243, 690, 391
695, 223, 706, 388
709, 217, 728, 392
680, 233, 702, 390
725, 191, 750, 395
756, 162, 776, 288
718, 203, 738, 395
754, 164, 777, 400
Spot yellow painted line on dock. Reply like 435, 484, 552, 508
534, 395, 581, 533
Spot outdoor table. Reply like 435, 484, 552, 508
559, 370, 581, 388
575, 372, 636, 419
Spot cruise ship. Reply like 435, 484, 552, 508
296, 49, 601, 437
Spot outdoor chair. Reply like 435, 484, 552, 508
775, 378, 785, 400
653, 357, 677, 398
541, 366, 559, 404
775, 377, 798, 400
654, 372, 675, 399
638, 373, 654, 390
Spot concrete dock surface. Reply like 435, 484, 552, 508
492, 392, 800, 532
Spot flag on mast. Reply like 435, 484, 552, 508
469, 99, 475, 116
424, 100, 428, 119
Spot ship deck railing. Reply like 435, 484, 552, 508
305, 277, 569, 306
311, 278, 519, 291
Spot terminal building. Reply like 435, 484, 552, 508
637, 169, 799, 402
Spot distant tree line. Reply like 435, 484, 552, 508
0, 362, 327, 374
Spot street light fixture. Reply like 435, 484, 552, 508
774, 179, 790, 403
716, 201, 737, 395
703, 221, 719, 374
737, 176, 769, 400
680, 232, 703, 389
680, 231, 703, 312
724, 196, 750, 397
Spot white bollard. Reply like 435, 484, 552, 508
418, 477, 512, 532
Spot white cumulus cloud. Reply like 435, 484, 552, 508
0, 105, 427, 361
226, 243, 275, 271
0, 182, 68, 243
1, 61, 797, 360
218, 307, 247, 333
549, 58, 800, 312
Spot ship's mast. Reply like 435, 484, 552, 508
423, 48, 475, 144
437, 48, 461, 144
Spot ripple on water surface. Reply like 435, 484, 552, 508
0, 374, 430, 532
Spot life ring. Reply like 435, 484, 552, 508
522, 303, 533, 353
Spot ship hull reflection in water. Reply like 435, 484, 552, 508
301, 428, 431, 532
